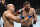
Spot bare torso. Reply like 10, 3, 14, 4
21, 8, 33, 26
3, 11, 14, 27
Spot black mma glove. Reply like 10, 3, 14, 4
18, 9, 23, 14
17, 9, 23, 14
33, 20, 36, 24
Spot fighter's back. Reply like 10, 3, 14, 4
3, 11, 14, 27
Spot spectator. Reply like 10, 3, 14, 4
0, 0, 7, 17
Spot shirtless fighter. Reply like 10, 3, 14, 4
3, 4, 32, 27
2, 4, 25, 27
16, 1, 37, 27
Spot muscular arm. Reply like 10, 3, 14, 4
17, 17, 30, 23
17, 8, 37, 23
20, 9, 37, 23
20, 8, 37, 23
33, 9, 37, 20
4, 12, 20, 21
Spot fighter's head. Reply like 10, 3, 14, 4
23, 1, 30, 12
7, 4, 15, 12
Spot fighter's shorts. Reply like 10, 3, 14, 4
21, 24, 33, 27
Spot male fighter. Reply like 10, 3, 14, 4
3, 4, 32, 27
16, 1, 37, 27
3, 4, 23, 27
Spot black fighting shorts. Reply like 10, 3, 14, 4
21, 24, 33, 27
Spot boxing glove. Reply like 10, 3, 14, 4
33, 20, 36, 24
17, 9, 23, 14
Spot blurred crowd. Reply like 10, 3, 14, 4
35, 5, 40, 14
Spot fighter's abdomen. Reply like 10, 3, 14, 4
21, 19, 32, 26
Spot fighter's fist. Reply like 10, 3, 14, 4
29, 11, 33, 16
29, 11, 34, 17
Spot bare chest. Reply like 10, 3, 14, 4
22, 10, 33, 18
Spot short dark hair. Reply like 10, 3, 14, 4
23, 1, 30, 6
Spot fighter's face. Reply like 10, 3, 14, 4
24, 4, 30, 12
24, 4, 30, 9
9, 5, 15, 12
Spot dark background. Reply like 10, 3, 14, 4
0, 0, 40, 17
5, 0, 40, 14
5, 0, 40, 9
